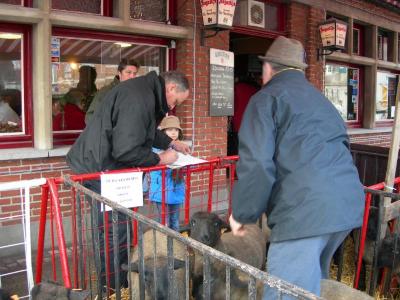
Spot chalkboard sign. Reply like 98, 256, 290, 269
209, 48, 234, 116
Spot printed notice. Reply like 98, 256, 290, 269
101, 172, 143, 211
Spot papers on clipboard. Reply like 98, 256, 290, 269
168, 152, 207, 169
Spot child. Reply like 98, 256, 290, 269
149, 116, 185, 231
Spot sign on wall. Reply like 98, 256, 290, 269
209, 48, 234, 116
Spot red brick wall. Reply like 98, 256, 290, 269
175, 0, 229, 198
350, 132, 392, 147
0, 157, 71, 226
286, 2, 324, 90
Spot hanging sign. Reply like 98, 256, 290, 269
209, 48, 234, 116
101, 172, 143, 211
319, 18, 347, 50
200, 0, 237, 28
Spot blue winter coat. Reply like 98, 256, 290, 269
149, 148, 185, 205
232, 70, 364, 243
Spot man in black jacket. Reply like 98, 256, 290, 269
66, 70, 190, 291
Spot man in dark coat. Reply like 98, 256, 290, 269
229, 36, 364, 298
66, 70, 190, 291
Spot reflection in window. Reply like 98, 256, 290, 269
0, 32, 23, 134
376, 71, 398, 121
51, 37, 166, 132
52, 0, 101, 14
130, 0, 167, 22
324, 64, 359, 122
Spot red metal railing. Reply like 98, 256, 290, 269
34, 156, 238, 289
354, 177, 400, 290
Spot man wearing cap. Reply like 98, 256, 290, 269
229, 36, 364, 297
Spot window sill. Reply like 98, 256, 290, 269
0, 146, 70, 161
347, 127, 392, 135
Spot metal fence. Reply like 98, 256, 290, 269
61, 175, 322, 300
0, 178, 46, 299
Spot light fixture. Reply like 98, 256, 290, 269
200, 0, 237, 46
318, 18, 348, 60
114, 42, 132, 48
0, 33, 22, 40
70, 62, 78, 70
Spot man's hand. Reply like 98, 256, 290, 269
158, 149, 178, 165
170, 140, 191, 155
229, 215, 246, 237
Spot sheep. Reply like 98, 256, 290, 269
30, 281, 90, 300
123, 229, 193, 300
321, 279, 373, 300
189, 211, 269, 299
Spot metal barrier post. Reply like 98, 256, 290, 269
48, 178, 72, 288
35, 184, 49, 284
354, 192, 372, 289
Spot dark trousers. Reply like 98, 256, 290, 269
84, 180, 131, 290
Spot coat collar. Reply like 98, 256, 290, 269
145, 71, 169, 123
266, 69, 305, 87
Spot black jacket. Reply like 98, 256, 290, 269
232, 70, 364, 242
66, 71, 172, 174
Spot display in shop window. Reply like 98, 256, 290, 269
324, 64, 359, 122
0, 32, 23, 134
376, 71, 398, 120
51, 36, 166, 133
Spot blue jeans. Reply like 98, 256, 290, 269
155, 203, 181, 231
263, 230, 350, 299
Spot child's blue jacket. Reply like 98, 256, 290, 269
149, 148, 185, 204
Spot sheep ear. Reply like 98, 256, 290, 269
121, 262, 139, 273
173, 259, 186, 270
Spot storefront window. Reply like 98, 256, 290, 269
52, 0, 101, 14
376, 71, 398, 121
51, 35, 167, 134
0, 0, 22, 4
0, 32, 24, 134
130, 0, 167, 22
324, 64, 360, 122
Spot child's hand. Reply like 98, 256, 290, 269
158, 149, 178, 165
170, 140, 191, 154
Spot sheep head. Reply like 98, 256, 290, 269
189, 212, 230, 247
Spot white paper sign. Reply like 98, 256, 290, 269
101, 172, 143, 211
168, 153, 207, 169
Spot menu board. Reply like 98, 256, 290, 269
209, 48, 234, 116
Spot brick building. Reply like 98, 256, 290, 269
0, 0, 399, 251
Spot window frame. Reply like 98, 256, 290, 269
52, 27, 173, 145
324, 61, 364, 128
51, 0, 113, 16
352, 23, 364, 56
0, 23, 33, 149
